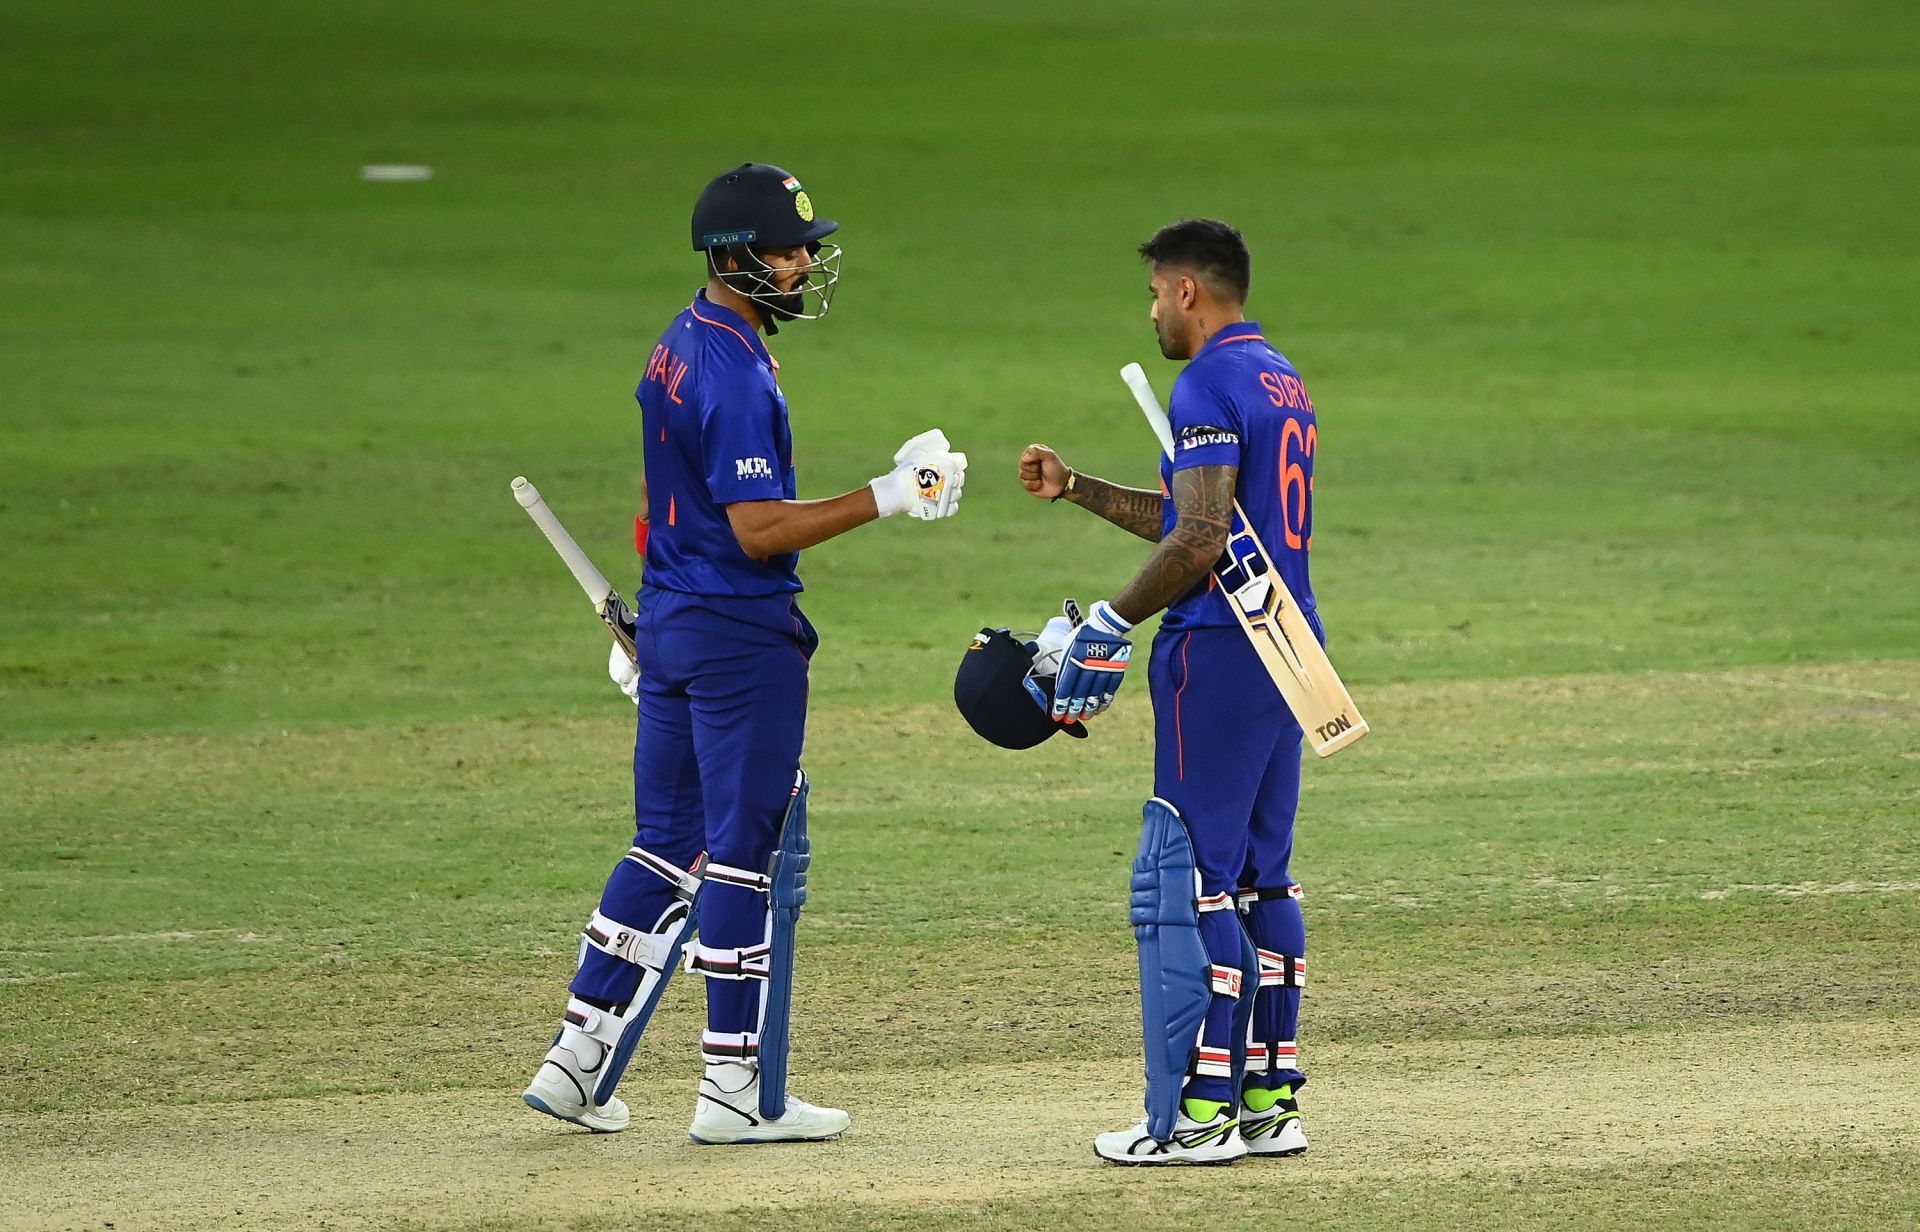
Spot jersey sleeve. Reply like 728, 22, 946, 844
1166, 368, 1243, 472
699, 365, 788, 505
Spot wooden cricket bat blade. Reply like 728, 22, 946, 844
1117, 364, 1369, 758
1313, 717, 1369, 757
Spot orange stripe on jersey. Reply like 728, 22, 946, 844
1175, 632, 1192, 779
668, 494, 677, 526
689, 304, 773, 367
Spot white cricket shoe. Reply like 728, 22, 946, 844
522, 1037, 630, 1133
1093, 1106, 1248, 1166
688, 1061, 849, 1145
1241, 1084, 1308, 1156
1243, 1112, 1308, 1156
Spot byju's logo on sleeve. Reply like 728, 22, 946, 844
1178, 424, 1240, 452
735, 457, 775, 480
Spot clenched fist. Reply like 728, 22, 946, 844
1019, 443, 1070, 501
871, 435, 967, 520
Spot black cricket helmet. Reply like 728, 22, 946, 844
955, 627, 1090, 751
692, 162, 842, 328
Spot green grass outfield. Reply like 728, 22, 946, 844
2, 1, 1916, 1228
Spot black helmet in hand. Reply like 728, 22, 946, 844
955, 625, 1091, 751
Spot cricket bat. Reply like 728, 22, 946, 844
1118, 364, 1368, 757
511, 476, 637, 664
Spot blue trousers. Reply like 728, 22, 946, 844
1149, 619, 1314, 1099
570, 587, 817, 1043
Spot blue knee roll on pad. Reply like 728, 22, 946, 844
1132, 797, 1213, 1142
757, 768, 810, 1121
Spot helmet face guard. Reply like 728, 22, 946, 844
708, 241, 843, 322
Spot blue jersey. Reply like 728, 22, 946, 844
636, 293, 801, 597
1159, 321, 1318, 632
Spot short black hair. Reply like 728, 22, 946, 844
1138, 219, 1250, 303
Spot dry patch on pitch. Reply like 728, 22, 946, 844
4, 1017, 1915, 1232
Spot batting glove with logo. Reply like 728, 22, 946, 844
871, 431, 967, 520
1052, 600, 1133, 721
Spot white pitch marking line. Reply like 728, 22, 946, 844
1671, 670, 1911, 703
1700, 881, 1920, 900
0, 929, 246, 952
360, 164, 433, 182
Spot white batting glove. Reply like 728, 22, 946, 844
870, 450, 967, 520
892, 428, 952, 466
608, 641, 639, 705
1030, 598, 1083, 678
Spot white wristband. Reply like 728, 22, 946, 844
869, 471, 909, 518
1088, 600, 1134, 635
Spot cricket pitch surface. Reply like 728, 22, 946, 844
6, 1018, 1916, 1231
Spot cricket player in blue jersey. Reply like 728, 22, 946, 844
523, 163, 968, 1144
1019, 219, 1318, 1164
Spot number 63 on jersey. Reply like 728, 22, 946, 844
1122, 364, 1369, 758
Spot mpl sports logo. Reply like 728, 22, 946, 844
735, 457, 775, 480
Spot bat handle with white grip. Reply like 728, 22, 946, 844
1120, 363, 1177, 458
511, 476, 619, 604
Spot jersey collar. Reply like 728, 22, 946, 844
1196, 320, 1264, 357
689, 291, 777, 370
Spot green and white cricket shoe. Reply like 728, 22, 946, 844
1240, 1084, 1308, 1157
1092, 1100, 1248, 1166
522, 1038, 630, 1133
688, 1061, 850, 1145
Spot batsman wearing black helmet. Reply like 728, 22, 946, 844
523, 163, 968, 1145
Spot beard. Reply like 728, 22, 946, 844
757, 266, 814, 321
762, 287, 806, 321
1155, 319, 1191, 361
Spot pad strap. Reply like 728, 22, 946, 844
1246, 1040, 1300, 1073
701, 1029, 760, 1066
1256, 949, 1306, 989
1236, 882, 1303, 910
580, 844, 706, 970
686, 940, 772, 981
1246, 1039, 1300, 1074
706, 862, 772, 894
584, 909, 675, 967
1208, 963, 1243, 997
625, 845, 706, 897
563, 996, 627, 1049
1197, 890, 1235, 913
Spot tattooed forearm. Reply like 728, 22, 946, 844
1110, 464, 1236, 625
1065, 472, 1164, 542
